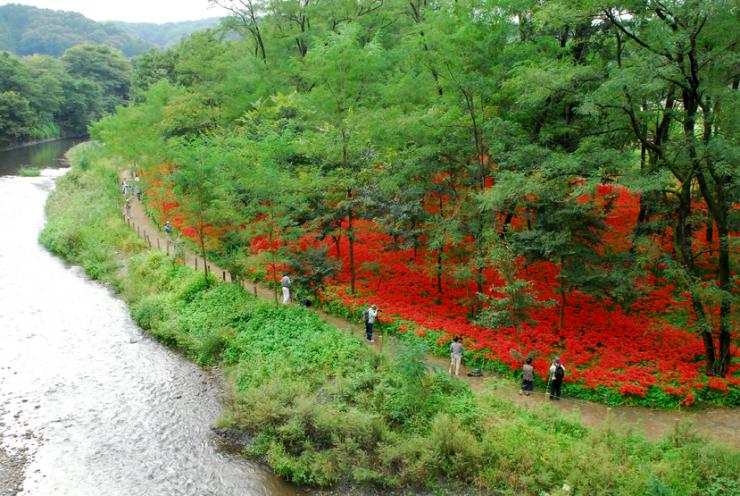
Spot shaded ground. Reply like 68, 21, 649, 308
122, 174, 739, 448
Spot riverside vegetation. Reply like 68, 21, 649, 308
90, 0, 738, 408
39, 143, 739, 495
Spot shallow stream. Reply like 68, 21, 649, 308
0, 141, 301, 495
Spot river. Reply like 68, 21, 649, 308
0, 141, 302, 495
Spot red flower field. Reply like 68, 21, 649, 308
144, 171, 738, 406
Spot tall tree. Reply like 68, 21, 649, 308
300, 24, 387, 293
170, 138, 230, 283
588, 0, 738, 376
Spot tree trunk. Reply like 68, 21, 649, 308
269, 223, 278, 303
705, 213, 713, 243
348, 202, 356, 294
675, 180, 718, 373
199, 223, 209, 283
437, 250, 443, 295
715, 223, 732, 376
501, 212, 514, 239
559, 286, 566, 331
332, 234, 340, 259
636, 141, 649, 226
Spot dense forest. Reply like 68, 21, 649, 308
0, 4, 150, 57
0, 45, 130, 147
0, 4, 224, 148
95, 0, 737, 408
111, 18, 223, 48
0, 4, 223, 56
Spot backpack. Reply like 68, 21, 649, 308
362, 309, 369, 323
554, 365, 564, 380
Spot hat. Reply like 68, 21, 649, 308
554, 357, 561, 363
371, 304, 377, 309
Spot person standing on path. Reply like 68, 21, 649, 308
521, 357, 534, 395
163, 220, 172, 240
449, 336, 464, 376
549, 357, 565, 400
125, 200, 132, 221
281, 274, 292, 304
364, 304, 378, 342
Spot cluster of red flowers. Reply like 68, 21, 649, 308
312, 186, 737, 403
144, 170, 737, 404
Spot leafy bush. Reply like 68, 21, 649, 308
17, 166, 40, 176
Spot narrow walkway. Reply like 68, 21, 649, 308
121, 174, 739, 448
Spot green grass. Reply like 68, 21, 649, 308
40, 143, 740, 495
17, 166, 41, 176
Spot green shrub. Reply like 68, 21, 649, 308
18, 166, 40, 176
131, 294, 168, 330
428, 413, 482, 482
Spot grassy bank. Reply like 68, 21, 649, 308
40, 143, 739, 495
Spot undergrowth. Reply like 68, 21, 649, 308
39, 143, 740, 495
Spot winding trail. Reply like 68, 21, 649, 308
122, 173, 739, 449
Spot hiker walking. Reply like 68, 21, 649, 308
163, 220, 172, 239
549, 357, 565, 400
363, 304, 378, 342
125, 200, 132, 221
449, 336, 464, 376
281, 274, 292, 304
521, 357, 534, 395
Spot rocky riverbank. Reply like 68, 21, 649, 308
0, 405, 29, 496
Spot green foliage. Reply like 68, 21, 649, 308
41, 8, 740, 495
0, 89, 35, 146
111, 18, 222, 49
0, 44, 131, 145
17, 166, 40, 177
40, 142, 143, 287
0, 4, 150, 57
284, 245, 341, 298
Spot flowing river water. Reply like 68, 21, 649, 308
0, 141, 302, 495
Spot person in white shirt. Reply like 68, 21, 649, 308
449, 337, 464, 376
548, 357, 565, 400
521, 357, 534, 395
280, 274, 291, 304
365, 304, 378, 342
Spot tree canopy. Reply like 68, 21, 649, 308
93, 0, 738, 395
